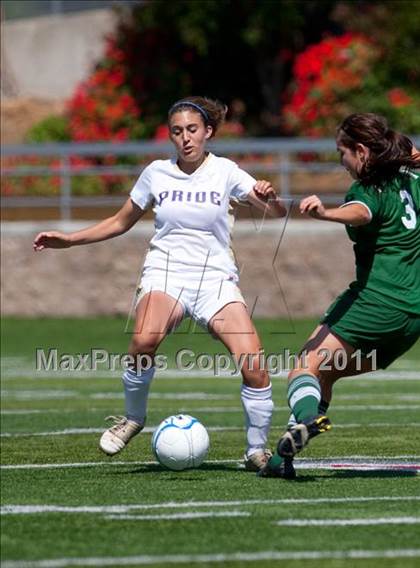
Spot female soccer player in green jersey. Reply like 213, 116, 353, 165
261, 112, 419, 479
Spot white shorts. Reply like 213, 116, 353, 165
136, 266, 246, 328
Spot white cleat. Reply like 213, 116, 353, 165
99, 415, 143, 456
244, 449, 273, 472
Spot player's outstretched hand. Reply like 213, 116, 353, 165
254, 180, 276, 200
33, 231, 72, 251
300, 195, 326, 219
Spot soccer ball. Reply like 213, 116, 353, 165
151, 414, 210, 471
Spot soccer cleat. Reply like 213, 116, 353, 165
99, 415, 143, 456
244, 449, 273, 472
257, 455, 296, 480
277, 415, 332, 458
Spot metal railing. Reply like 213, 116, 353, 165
2, 137, 419, 220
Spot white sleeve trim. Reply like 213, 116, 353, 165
340, 200, 372, 221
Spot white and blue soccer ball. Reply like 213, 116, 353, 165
151, 414, 210, 471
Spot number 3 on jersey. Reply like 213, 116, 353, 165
400, 190, 417, 229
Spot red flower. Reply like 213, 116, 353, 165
282, 33, 378, 136
388, 88, 413, 108
154, 124, 169, 141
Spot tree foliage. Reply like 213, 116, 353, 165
26, 0, 420, 140
112, 0, 338, 134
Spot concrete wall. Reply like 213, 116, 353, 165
1, 9, 117, 99
1, 221, 355, 318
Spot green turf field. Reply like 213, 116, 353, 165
1, 318, 419, 568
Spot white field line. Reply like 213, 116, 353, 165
0, 390, 79, 400
0, 459, 241, 472
335, 394, 420, 401
163, 404, 420, 411
390, 359, 420, 370
0, 409, 110, 415
2, 549, 420, 568
2, 422, 420, 438
105, 511, 250, 521
1, 363, 420, 380
3, 404, 420, 416
0, 426, 243, 438
2, 496, 420, 516
0, 391, 235, 401
317, 404, 420, 410
276, 517, 420, 527
332, 422, 420, 428
0, 455, 420, 470
91, 392, 236, 400
1, 409, 65, 415
0, 457, 413, 471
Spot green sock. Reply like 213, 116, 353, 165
287, 374, 321, 422
269, 454, 284, 469
318, 399, 330, 415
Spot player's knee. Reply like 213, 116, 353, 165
287, 351, 322, 382
129, 333, 163, 357
242, 367, 269, 389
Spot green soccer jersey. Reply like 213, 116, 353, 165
342, 169, 420, 315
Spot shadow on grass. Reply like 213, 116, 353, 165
294, 470, 418, 481
102, 463, 418, 479
330, 469, 418, 479
108, 462, 240, 475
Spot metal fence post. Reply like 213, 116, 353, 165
60, 155, 71, 221
279, 152, 291, 199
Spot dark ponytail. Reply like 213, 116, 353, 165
337, 113, 419, 186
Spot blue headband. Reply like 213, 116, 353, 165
169, 101, 209, 123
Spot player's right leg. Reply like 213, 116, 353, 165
99, 291, 184, 455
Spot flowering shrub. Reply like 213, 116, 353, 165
67, 37, 144, 142
1, 152, 141, 198
5, 36, 144, 197
282, 33, 420, 135
1, 156, 59, 196
282, 34, 379, 136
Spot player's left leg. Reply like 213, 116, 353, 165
208, 301, 275, 472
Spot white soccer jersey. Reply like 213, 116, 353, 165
130, 153, 256, 278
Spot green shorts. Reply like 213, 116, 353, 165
321, 287, 420, 369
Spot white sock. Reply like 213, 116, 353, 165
122, 366, 155, 426
241, 383, 273, 457
287, 412, 297, 428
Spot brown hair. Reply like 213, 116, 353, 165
337, 113, 419, 186
168, 96, 227, 137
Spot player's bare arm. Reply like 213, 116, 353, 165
249, 179, 287, 217
300, 195, 370, 226
33, 198, 145, 251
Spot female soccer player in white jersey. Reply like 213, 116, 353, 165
33, 96, 287, 471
